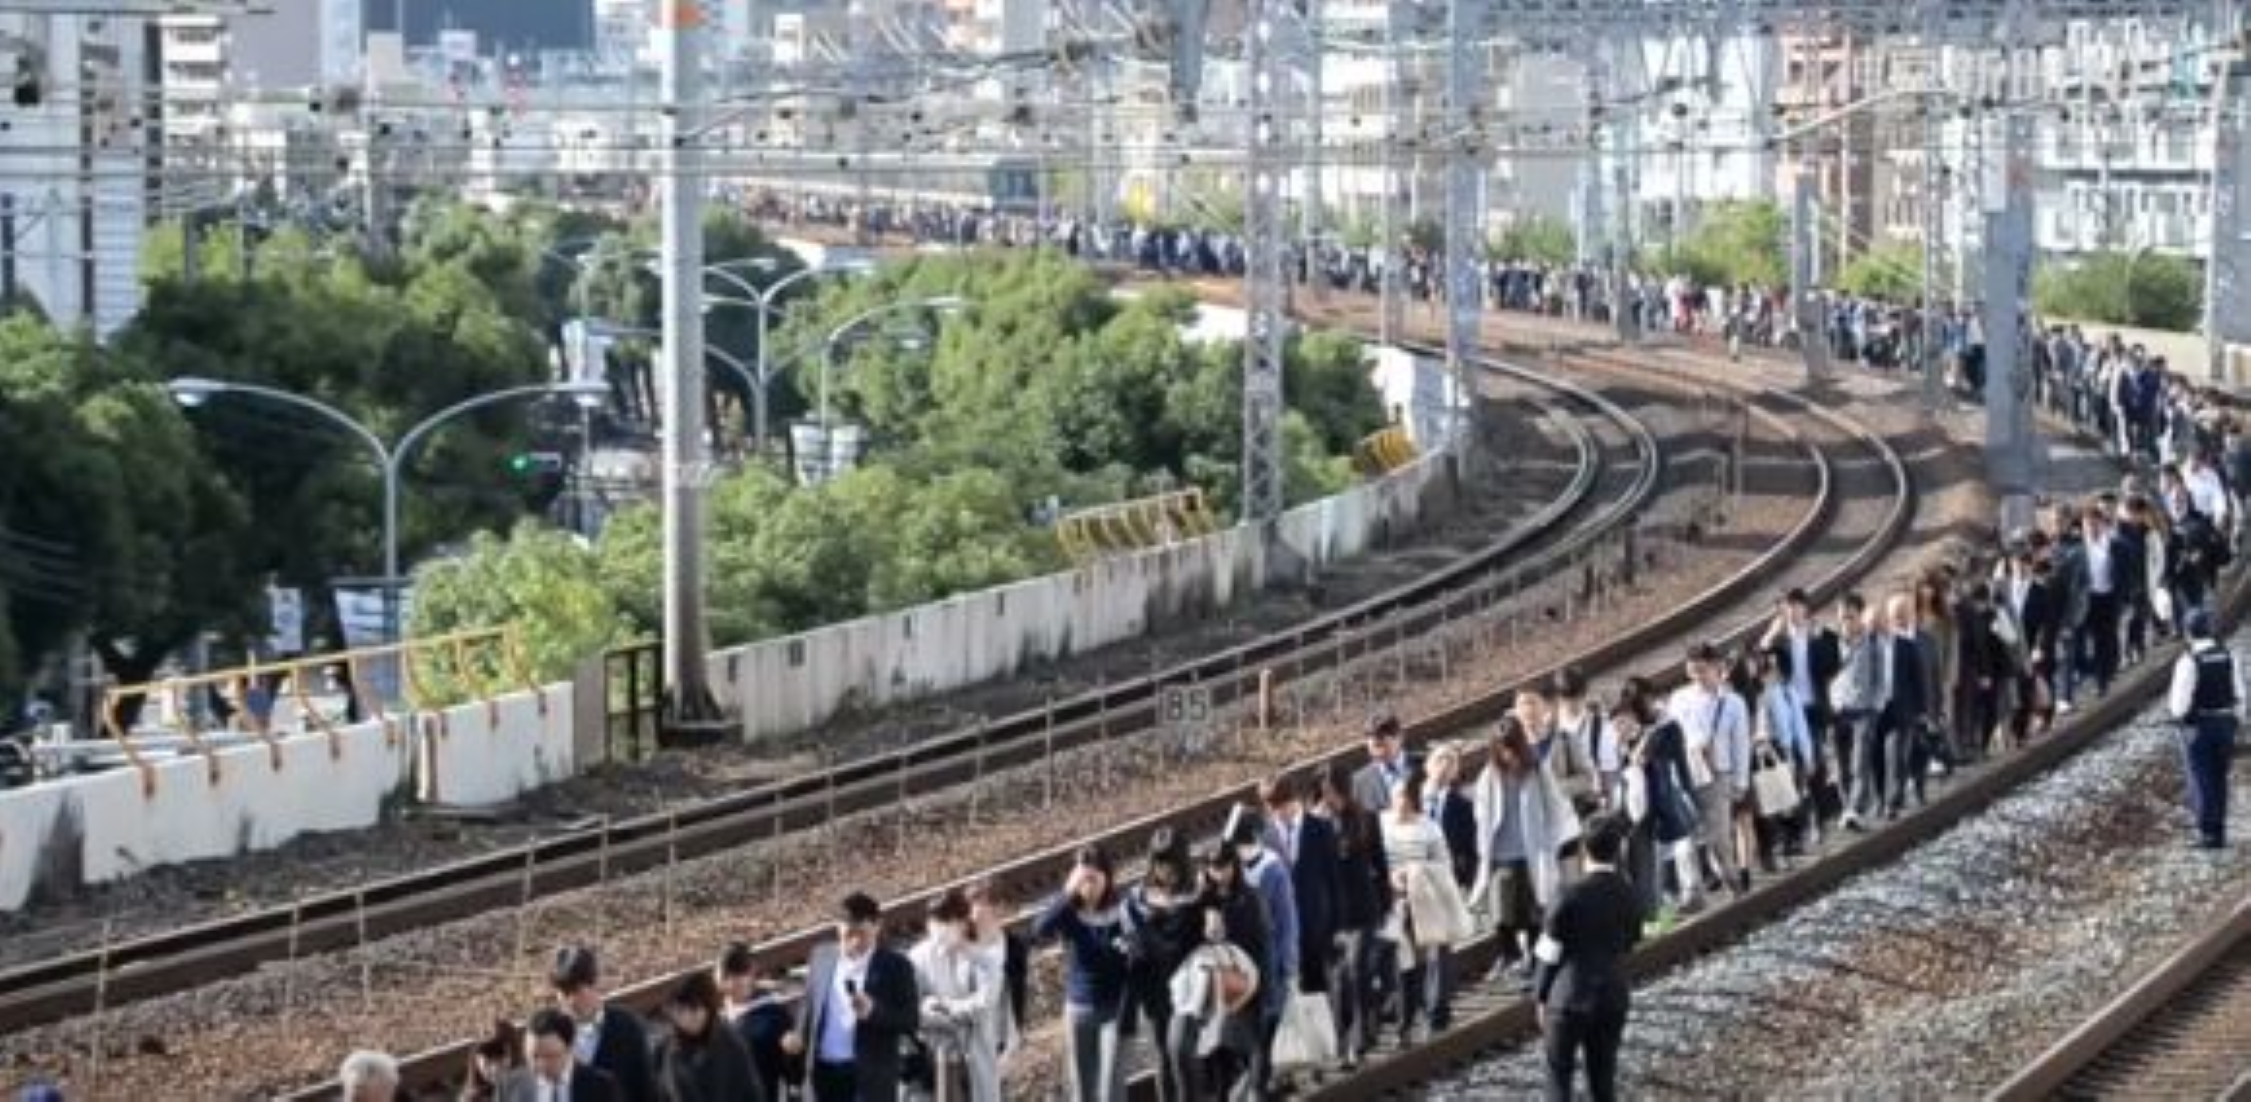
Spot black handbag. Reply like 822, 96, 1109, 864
900, 1035, 936, 1090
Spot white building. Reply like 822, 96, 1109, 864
0, 13, 149, 338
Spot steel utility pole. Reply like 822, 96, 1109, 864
1441, 0, 1485, 449
1377, 0, 1403, 346
1302, 0, 1325, 302
658, 0, 724, 729
1241, 0, 1293, 524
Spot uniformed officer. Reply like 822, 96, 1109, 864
2165, 608, 2241, 850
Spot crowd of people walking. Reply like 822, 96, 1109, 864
299, 193, 2251, 1102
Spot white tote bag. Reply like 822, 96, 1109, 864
1270, 990, 1338, 1071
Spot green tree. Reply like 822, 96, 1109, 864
1664, 200, 1787, 288
1837, 240, 1928, 302
2036, 249, 2204, 332
0, 316, 259, 704
1489, 215, 1577, 267
408, 522, 630, 684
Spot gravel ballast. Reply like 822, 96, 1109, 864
1430, 632, 2251, 1100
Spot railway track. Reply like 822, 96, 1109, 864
1991, 890, 2251, 1102
1298, 375, 2251, 1102
0, 356, 1652, 1041
264, 341, 1894, 1100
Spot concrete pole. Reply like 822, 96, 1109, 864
1922, 91, 1944, 409
1984, 105, 2043, 538
658, 1, 721, 726
2204, 56, 2244, 381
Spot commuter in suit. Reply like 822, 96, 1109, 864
1423, 744, 1481, 894
1999, 548, 2058, 744
1761, 588, 1843, 824
1876, 593, 1936, 816
1351, 711, 1415, 820
1535, 814, 1643, 1102
503, 1008, 624, 1102
1260, 774, 1341, 992
783, 892, 922, 1102
1312, 763, 1391, 1068
718, 945, 795, 1102
550, 946, 658, 1102
654, 971, 761, 1102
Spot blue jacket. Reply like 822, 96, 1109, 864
1242, 848, 1300, 1015
1031, 893, 1130, 1015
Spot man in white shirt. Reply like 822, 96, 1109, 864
508, 1008, 622, 1102
1667, 643, 1753, 898
2185, 450, 2232, 531
2166, 609, 2241, 850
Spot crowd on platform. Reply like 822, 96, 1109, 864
148, 193, 2251, 1102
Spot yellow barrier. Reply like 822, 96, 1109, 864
1354, 426, 1420, 477
1056, 488, 1222, 566
99, 627, 527, 799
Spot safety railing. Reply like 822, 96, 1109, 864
1054, 488, 1223, 565
98, 627, 539, 798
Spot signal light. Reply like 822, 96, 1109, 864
508, 452, 565, 476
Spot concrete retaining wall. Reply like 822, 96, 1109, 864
0, 324, 1445, 911
706, 339, 1460, 743
0, 681, 574, 912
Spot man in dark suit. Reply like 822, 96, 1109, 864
1262, 773, 1341, 991
1350, 711, 1413, 817
782, 892, 920, 1102
549, 946, 656, 1102
1535, 813, 1642, 1102
1763, 588, 1844, 829
506, 1007, 623, 1102
1877, 593, 1935, 817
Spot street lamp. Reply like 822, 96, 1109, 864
167, 376, 610, 647
672, 255, 876, 451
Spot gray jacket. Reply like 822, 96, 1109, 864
1829, 633, 1883, 717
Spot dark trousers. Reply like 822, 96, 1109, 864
1328, 929, 1380, 1060
1543, 1004, 1628, 1102
813, 1060, 858, 1102
2082, 593, 2121, 694
2184, 716, 2237, 847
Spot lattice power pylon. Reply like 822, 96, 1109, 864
1241, 0, 1299, 523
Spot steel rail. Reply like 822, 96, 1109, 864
1292, 352, 2251, 1102
281, 346, 1841, 1101
0, 358, 1646, 1037
1989, 888, 2251, 1101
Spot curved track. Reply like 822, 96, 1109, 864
269, 343, 1898, 1100
0, 359, 1650, 1041
1991, 891, 2251, 1102
1305, 351, 2249, 1102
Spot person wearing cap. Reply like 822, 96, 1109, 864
2166, 609, 2241, 850
548, 945, 656, 1102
